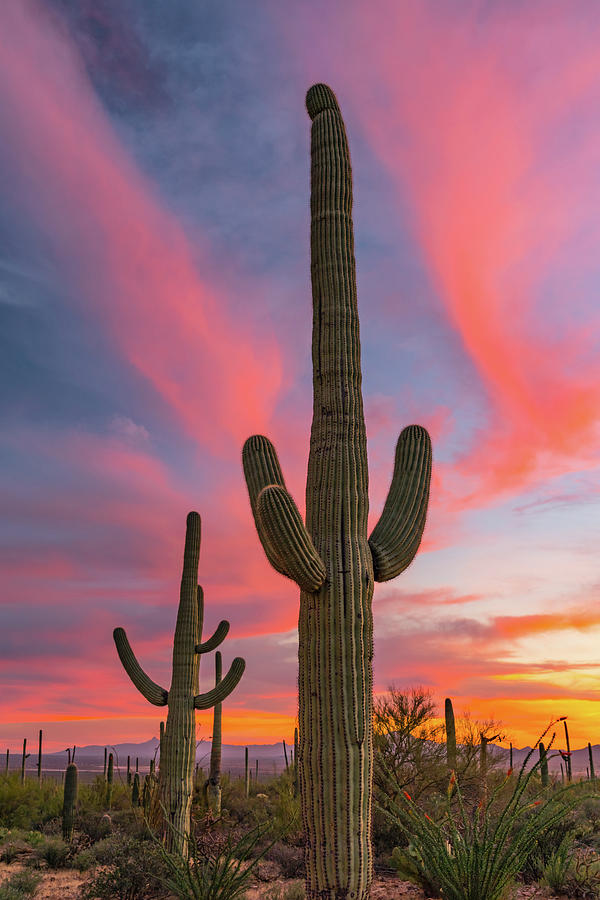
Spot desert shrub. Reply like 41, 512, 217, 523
79, 833, 168, 900
262, 883, 305, 900
33, 836, 70, 868
544, 835, 577, 895
0, 869, 41, 900
72, 846, 96, 872
0, 838, 33, 865
75, 810, 114, 843
380, 723, 590, 900
265, 841, 305, 879
0, 775, 62, 829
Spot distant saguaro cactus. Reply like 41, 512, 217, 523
106, 752, 114, 808
62, 763, 78, 842
132, 772, 140, 807
242, 84, 432, 900
539, 742, 549, 788
113, 512, 245, 853
445, 698, 456, 771
207, 651, 223, 815
588, 742, 595, 781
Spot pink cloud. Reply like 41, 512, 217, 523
0, 0, 282, 453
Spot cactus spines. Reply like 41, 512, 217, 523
106, 752, 114, 808
588, 742, 596, 780
445, 698, 456, 771
242, 84, 432, 900
113, 512, 245, 853
207, 651, 223, 816
132, 772, 140, 807
539, 741, 549, 787
62, 763, 78, 842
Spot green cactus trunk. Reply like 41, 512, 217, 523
20, 739, 27, 783
132, 772, 140, 807
113, 513, 244, 854
539, 742, 549, 788
563, 720, 572, 782
243, 84, 431, 900
207, 651, 222, 815
445, 698, 456, 771
588, 743, 595, 780
62, 763, 78, 842
106, 752, 113, 809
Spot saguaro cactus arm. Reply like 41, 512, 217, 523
113, 627, 168, 706
243, 436, 326, 591
368, 425, 432, 582
194, 656, 245, 709
257, 486, 326, 592
196, 619, 229, 654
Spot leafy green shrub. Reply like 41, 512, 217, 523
34, 836, 70, 869
544, 835, 576, 895
0, 775, 62, 829
72, 846, 96, 872
380, 723, 590, 900
79, 833, 168, 900
0, 869, 41, 900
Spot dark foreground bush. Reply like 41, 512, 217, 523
79, 833, 169, 900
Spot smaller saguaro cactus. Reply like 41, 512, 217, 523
127, 756, 131, 786
207, 651, 223, 816
509, 742, 513, 770
20, 739, 29, 783
539, 742, 549, 788
244, 747, 249, 798
563, 719, 572, 782
106, 752, 114, 809
445, 698, 456, 771
588, 743, 596, 780
132, 772, 140, 807
113, 513, 245, 854
37, 730, 42, 783
283, 739, 289, 771
103, 747, 107, 779
62, 763, 78, 842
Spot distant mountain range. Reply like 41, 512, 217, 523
19, 738, 291, 775
15, 737, 598, 779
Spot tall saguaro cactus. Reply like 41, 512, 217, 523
242, 84, 432, 900
113, 512, 245, 853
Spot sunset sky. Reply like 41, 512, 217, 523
1, 0, 600, 753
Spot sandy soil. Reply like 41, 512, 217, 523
0, 862, 563, 899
